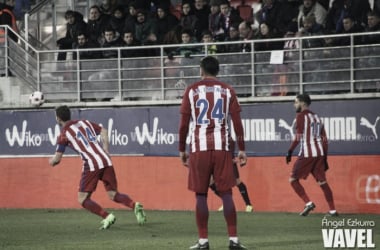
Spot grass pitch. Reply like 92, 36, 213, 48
0, 209, 379, 250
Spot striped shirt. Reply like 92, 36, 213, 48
179, 78, 245, 153
289, 109, 328, 157
56, 120, 112, 171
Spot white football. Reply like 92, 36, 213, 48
29, 91, 45, 106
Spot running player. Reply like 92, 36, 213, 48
49, 105, 146, 229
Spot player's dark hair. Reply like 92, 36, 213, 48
200, 56, 219, 76
297, 93, 311, 106
55, 105, 71, 121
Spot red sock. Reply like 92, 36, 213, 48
291, 180, 310, 203
320, 183, 336, 210
113, 192, 134, 209
220, 191, 237, 237
195, 194, 208, 238
82, 198, 108, 218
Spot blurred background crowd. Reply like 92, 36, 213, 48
49, 0, 380, 59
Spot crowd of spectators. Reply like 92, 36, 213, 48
55, 0, 380, 60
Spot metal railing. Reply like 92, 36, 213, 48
1, 25, 380, 106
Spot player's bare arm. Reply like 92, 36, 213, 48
49, 152, 63, 166
100, 127, 110, 154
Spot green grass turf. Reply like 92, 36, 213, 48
0, 209, 379, 250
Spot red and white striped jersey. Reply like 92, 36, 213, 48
179, 78, 244, 153
289, 109, 328, 157
56, 120, 112, 171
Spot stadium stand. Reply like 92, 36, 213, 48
0, 0, 379, 107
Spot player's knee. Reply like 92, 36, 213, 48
107, 191, 117, 200
78, 192, 89, 205
218, 189, 232, 196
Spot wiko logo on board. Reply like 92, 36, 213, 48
4, 117, 176, 147
5, 121, 51, 147
132, 117, 176, 145
321, 217, 376, 248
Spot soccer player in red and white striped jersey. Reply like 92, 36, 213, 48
286, 94, 338, 217
179, 56, 247, 249
49, 105, 146, 229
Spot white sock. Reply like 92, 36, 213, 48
229, 237, 238, 243
199, 238, 208, 244
306, 201, 313, 206
329, 210, 337, 214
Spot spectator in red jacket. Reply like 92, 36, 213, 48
0, 0, 19, 42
